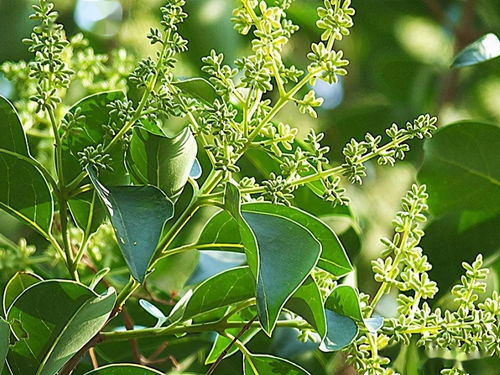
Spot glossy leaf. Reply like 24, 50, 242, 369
418, 122, 500, 216
139, 299, 167, 328
320, 310, 358, 352
243, 354, 311, 375
0, 95, 28, 156
182, 266, 255, 321
88, 168, 174, 282
173, 77, 218, 104
0, 151, 53, 234
6, 280, 116, 375
0, 318, 8, 373
127, 125, 197, 200
243, 203, 352, 277
3, 272, 42, 316
452, 33, 500, 67
83, 364, 164, 374
242, 207, 321, 335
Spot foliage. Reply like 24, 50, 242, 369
0, 1, 498, 374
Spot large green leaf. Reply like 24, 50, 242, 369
83, 364, 164, 374
87, 168, 174, 282
173, 77, 218, 104
243, 203, 352, 277
326, 285, 363, 322
3, 272, 42, 316
0, 151, 53, 234
0, 95, 28, 156
243, 354, 311, 375
6, 280, 116, 375
452, 33, 500, 67
182, 266, 255, 321
127, 125, 197, 200
0, 318, 8, 373
242, 206, 321, 335
418, 122, 500, 216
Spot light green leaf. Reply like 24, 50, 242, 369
87, 168, 174, 282
139, 299, 167, 328
243, 354, 311, 375
243, 203, 352, 277
83, 363, 164, 374
242, 206, 321, 335
0, 95, 28, 156
127, 125, 197, 200
0, 150, 54, 234
0, 318, 9, 373
326, 285, 363, 321
6, 280, 116, 375
3, 272, 42, 316
452, 33, 500, 67
182, 266, 255, 321
418, 121, 500, 216
173, 77, 218, 104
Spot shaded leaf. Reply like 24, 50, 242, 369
83, 363, 164, 374
0, 95, 28, 156
6, 280, 116, 375
0, 318, 8, 373
243, 354, 311, 375
187, 250, 246, 285
0, 150, 53, 234
452, 33, 500, 67
418, 121, 500, 216
127, 125, 197, 200
87, 168, 174, 282
3, 272, 42, 316
319, 310, 358, 352
173, 77, 218, 104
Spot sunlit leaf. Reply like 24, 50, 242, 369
243, 354, 311, 375
452, 33, 500, 67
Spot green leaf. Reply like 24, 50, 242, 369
243, 354, 311, 375
196, 211, 243, 251
0, 95, 28, 156
319, 310, 358, 352
3, 272, 42, 316
173, 77, 218, 104
205, 307, 259, 364
6, 280, 116, 375
0, 318, 8, 373
127, 125, 197, 200
83, 363, 164, 374
243, 203, 352, 277
326, 285, 363, 321
418, 121, 500, 216
139, 299, 167, 328
285, 276, 326, 338
0, 150, 54, 234
452, 33, 500, 67
87, 168, 174, 282
242, 205, 321, 335
182, 266, 255, 321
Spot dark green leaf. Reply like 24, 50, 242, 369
127, 125, 197, 200
196, 211, 243, 251
243, 354, 311, 375
0, 318, 8, 373
173, 77, 218, 104
6, 280, 116, 375
0, 95, 28, 156
242, 205, 321, 335
243, 203, 352, 277
452, 33, 500, 67
3, 272, 42, 316
182, 266, 254, 321
0, 150, 53, 234
87, 168, 174, 282
418, 121, 500, 216
83, 364, 164, 374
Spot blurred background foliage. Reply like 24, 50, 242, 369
0, 0, 499, 374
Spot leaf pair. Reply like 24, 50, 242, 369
2, 273, 116, 375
